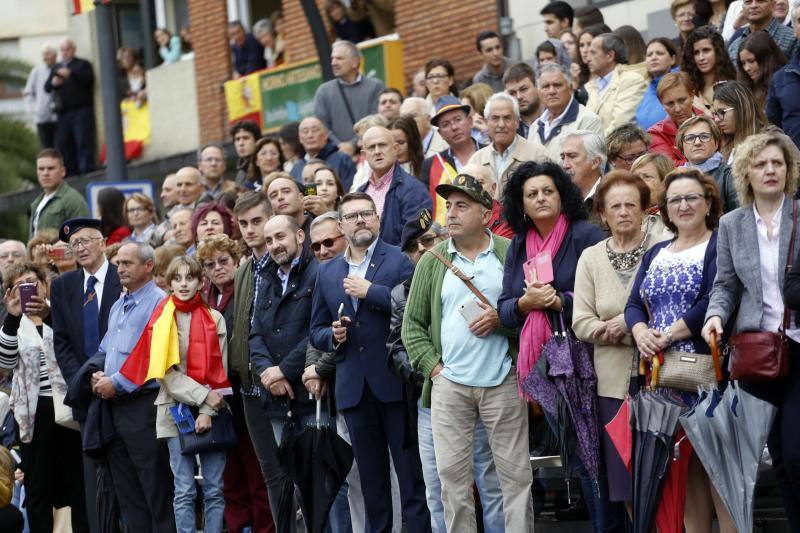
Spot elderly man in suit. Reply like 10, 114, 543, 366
585, 33, 648, 136
310, 192, 430, 533
50, 217, 122, 533
467, 93, 550, 199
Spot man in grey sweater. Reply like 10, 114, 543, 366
313, 40, 384, 157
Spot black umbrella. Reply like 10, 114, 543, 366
94, 458, 121, 533
281, 399, 354, 533
631, 390, 685, 533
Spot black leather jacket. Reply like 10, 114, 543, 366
387, 277, 424, 387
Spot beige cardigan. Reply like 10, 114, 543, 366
572, 239, 641, 399
154, 308, 228, 439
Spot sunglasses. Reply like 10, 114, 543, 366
310, 234, 344, 252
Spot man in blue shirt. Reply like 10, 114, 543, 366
90, 242, 176, 533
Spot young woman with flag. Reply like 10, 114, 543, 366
120, 255, 231, 533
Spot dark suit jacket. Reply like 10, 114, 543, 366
309, 239, 413, 410
249, 249, 318, 418
499, 220, 605, 330
51, 264, 122, 419
44, 57, 94, 111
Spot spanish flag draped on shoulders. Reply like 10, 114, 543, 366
120, 293, 232, 394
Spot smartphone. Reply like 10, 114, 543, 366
18, 283, 37, 314
535, 251, 554, 284
523, 258, 536, 283
459, 299, 483, 324
49, 247, 65, 260
337, 302, 351, 326
305, 183, 317, 196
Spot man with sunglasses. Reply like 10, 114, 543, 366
310, 192, 430, 533
50, 217, 122, 533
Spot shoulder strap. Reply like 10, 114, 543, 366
783, 199, 798, 331
426, 248, 493, 307
335, 80, 357, 128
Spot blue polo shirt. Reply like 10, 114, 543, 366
440, 232, 511, 387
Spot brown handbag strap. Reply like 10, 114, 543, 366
783, 199, 798, 332
426, 248, 493, 307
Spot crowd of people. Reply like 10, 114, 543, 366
4, 0, 800, 532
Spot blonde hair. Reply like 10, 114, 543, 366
461, 83, 494, 117
0, 446, 15, 507
196, 234, 238, 264
124, 193, 158, 226
631, 152, 676, 181
731, 132, 799, 206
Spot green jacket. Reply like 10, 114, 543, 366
29, 181, 89, 238
231, 256, 255, 388
402, 236, 516, 408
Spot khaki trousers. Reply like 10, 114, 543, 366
430, 370, 534, 533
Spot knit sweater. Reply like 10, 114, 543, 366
402, 237, 515, 407
313, 76, 385, 146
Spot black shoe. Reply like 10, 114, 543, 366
554, 501, 591, 521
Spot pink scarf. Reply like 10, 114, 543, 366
518, 213, 570, 392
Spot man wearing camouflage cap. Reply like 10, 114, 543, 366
402, 172, 533, 532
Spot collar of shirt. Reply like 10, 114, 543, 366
446, 230, 495, 260
338, 74, 363, 86
369, 164, 395, 188
753, 195, 785, 240
538, 96, 574, 135
491, 135, 519, 159
585, 176, 603, 201
122, 279, 157, 312
344, 238, 379, 270
84, 259, 109, 292
253, 251, 270, 274
597, 70, 615, 96
277, 256, 302, 294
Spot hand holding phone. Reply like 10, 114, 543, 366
17, 284, 37, 315
333, 302, 350, 344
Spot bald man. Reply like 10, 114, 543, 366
45, 38, 96, 176
356, 126, 432, 246
173, 166, 203, 208
399, 97, 449, 156
290, 117, 356, 190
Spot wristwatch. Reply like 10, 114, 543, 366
664, 325, 673, 346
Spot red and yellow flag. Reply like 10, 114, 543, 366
429, 153, 456, 226
72, 0, 109, 15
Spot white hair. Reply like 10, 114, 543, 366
564, 130, 608, 169
537, 63, 572, 86
484, 92, 520, 121
400, 96, 433, 117
41, 42, 57, 54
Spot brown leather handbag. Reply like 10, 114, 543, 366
728, 200, 797, 382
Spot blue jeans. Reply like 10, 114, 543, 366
417, 399, 504, 533
166, 437, 226, 533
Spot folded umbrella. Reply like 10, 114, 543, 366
604, 395, 632, 471
680, 382, 777, 533
631, 389, 686, 533
281, 399, 354, 533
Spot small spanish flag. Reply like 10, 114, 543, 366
72, 0, 109, 15
429, 153, 456, 226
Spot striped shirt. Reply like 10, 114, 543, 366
0, 314, 51, 396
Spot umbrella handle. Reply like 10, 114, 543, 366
710, 330, 723, 382
651, 356, 661, 388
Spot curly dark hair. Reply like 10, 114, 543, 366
681, 26, 736, 98
502, 161, 587, 234
658, 168, 721, 234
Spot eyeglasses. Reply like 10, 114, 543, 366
712, 107, 734, 120
202, 157, 224, 164
684, 132, 713, 144
666, 193, 707, 207
67, 236, 103, 252
0, 251, 24, 260
341, 209, 377, 223
202, 256, 232, 270
426, 74, 449, 81
310, 234, 344, 252
126, 207, 148, 214
614, 151, 647, 164
437, 114, 466, 130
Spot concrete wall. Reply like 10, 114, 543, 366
508, 0, 676, 61
145, 58, 200, 160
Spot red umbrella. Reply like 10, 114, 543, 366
655, 429, 692, 533
604, 394, 632, 471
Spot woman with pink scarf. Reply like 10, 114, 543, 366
498, 160, 605, 529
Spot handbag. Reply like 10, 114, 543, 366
171, 403, 238, 456
728, 200, 797, 383
51, 384, 79, 431
641, 291, 718, 392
